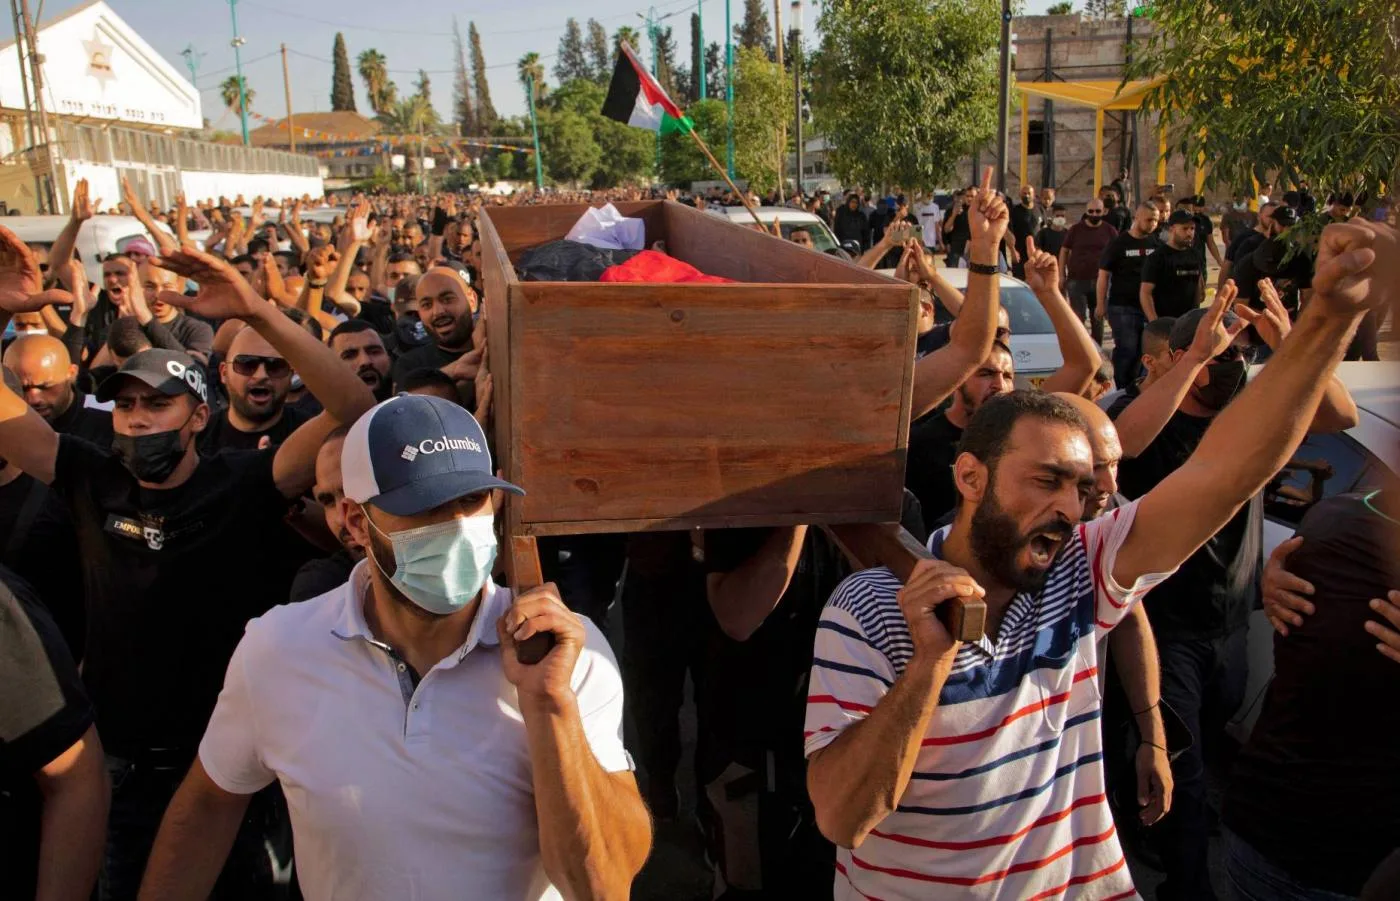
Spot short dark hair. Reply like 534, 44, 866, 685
1142, 316, 1177, 351
328, 318, 383, 344
247, 237, 270, 256
956, 390, 1088, 473
273, 250, 299, 268
107, 316, 152, 358
398, 367, 456, 393
230, 254, 254, 268
281, 307, 323, 341
1051, 204, 1066, 213
388, 252, 417, 265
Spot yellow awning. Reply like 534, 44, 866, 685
1014, 78, 1164, 111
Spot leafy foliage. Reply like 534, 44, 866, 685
1084, 0, 1126, 17
735, 0, 775, 58
655, 26, 681, 101
452, 19, 476, 136
220, 76, 253, 116
615, 27, 640, 54
586, 19, 612, 82
556, 19, 591, 83
732, 46, 790, 194
357, 49, 396, 115
469, 23, 498, 133
660, 99, 729, 184
1046, 1, 1075, 14
810, 0, 999, 191
1128, 0, 1400, 196
705, 43, 724, 98
331, 34, 356, 112
690, 14, 704, 101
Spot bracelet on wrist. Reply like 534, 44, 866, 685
967, 261, 999, 276
1139, 740, 1169, 754
307, 279, 328, 289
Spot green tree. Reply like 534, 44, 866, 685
615, 27, 640, 54
469, 23, 498, 133
735, 0, 774, 57
705, 43, 724, 98
452, 18, 477, 137
518, 52, 548, 104
586, 19, 612, 82
331, 33, 357, 112
661, 98, 729, 183
413, 70, 443, 131
655, 26, 680, 100
811, 0, 999, 191
690, 14, 703, 101
1046, 1, 1075, 13
732, 46, 790, 193
357, 49, 396, 115
220, 76, 254, 116
1128, 0, 1400, 197
549, 79, 651, 187
556, 18, 591, 83
377, 94, 434, 135
537, 110, 601, 185
1084, 0, 1126, 17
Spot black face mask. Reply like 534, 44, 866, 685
1085, 213, 1105, 223
112, 416, 194, 483
1197, 360, 1248, 411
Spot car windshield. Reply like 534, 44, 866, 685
1000, 284, 1056, 335
778, 222, 837, 252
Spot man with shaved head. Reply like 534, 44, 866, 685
198, 326, 310, 453
1, 334, 113, 446
135, 261, 214, 365
389, 265, 483, 403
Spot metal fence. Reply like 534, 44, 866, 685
53, 121, 318, 177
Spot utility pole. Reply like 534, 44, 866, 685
995, 0, 1012, 193
725, 0, 734, 179
8, 0, 40, 211
772, 0, 784, 202
792, 0, 802, 198
639, 7, 679, 179
697, 0, 705, 100
228, 0, 250, 146
181, 44, 204, 88
18, 0, 56, 213
526, 78, 544, 190
280, 43, 295, 152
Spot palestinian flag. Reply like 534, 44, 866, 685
602, 43, 693, 135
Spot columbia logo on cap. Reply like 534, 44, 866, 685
401, 445, 419, 461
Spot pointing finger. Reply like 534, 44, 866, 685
979, 165, 994, 195
1025, 234, 1037, 256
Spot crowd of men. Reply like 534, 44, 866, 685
0, 169, 1396, 901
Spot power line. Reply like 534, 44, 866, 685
287, 48, 559, 74
235, 0, 692, 39
195, 50, 282, 85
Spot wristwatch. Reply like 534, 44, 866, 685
967, 261, 999, 276
307, 279, 328, 288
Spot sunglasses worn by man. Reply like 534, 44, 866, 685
230, 354, 291, 379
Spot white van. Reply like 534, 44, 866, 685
2, 215, 178, 285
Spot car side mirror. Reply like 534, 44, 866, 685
840, 240, 861, 256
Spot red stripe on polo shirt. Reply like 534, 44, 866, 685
869, 793, 1106, 850
1023, 856, 1131, 900
808, 694, 873, 713
833, 861, 890, 901
921, 667, 1099, 746
848, 824, 1120, 886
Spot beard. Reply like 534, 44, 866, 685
230, 387, 285, 423
969, 472, 1074, 593
365, 522, 439, 621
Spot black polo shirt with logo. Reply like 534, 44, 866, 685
1099, 232, 1159, 308
51, 435, 313, 758
1140, 243, 1203, 318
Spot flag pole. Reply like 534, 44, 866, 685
686, 128, 765, 230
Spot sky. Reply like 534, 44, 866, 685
6, 0, 1054, 131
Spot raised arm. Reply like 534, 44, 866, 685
284, 201, 310, 258
909, 245, 963, 316
1022, 236, 1099, 395
0, 229, 71, 483
807, 560, 982, 848
1114, 222, 1380, 587
152, 247, 376, 498
1113, 286, 1244, 458
910, 166, 1007, 419
121, 177, 177, 255
49, 179, 93, 271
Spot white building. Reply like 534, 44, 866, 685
0, 0, 321, 214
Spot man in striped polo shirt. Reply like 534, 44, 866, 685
803, 220, 1382, 900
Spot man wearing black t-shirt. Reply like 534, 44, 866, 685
941, 186, 975, 266
1224, 488, 1399, 900
390, 267, 483, 406
3, 333, 114, 446
289, 426, 362, 602
0, 238, 376, 900
1097, 202, 1162, 388
0, 566, 108, 901
1111, 304, 1358, 901
1141, 210, 1204, 320
1218, 202, 1277, 292
1008, 185, 1042, 277
199, 326, 311, 453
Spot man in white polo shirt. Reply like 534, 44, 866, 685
803, 220, 1382, 901
137, 394, 652, 901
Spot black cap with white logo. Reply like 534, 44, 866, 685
96, 348, 208, 404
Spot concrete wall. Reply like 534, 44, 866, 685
179, 170, 325, 205
965, 13, 1206, 214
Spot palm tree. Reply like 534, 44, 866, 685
614, 27, 640, 54
219, 76, 253, 116
357, 49, 393, 114
376, 94, 434, 135
517, 52, 547, 103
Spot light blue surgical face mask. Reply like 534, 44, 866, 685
364, 508, 497, 616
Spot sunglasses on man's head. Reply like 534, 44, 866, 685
231, 355, 291, 378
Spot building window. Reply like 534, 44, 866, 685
1027, 120, 1046, 156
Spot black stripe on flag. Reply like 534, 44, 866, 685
601, 50, 642, 124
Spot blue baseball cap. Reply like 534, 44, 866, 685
341, 394, 523, 516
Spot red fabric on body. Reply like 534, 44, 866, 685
597, 250, 734, 284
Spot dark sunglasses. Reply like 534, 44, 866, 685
1214, 344, 1258, 364
231, 355, 291, 378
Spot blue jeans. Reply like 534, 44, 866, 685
1225, 829, 1357, 901
1152, 629, 1248, 901
1105, 305, 1146, 389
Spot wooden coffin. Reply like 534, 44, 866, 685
480, 200, 919, 538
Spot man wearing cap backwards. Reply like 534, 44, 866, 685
138, 393, 652, 901
1108, 284, 1358, 901
390, 265, 483, 401
0, 231, 377, 900
1140, 209, 1205, 321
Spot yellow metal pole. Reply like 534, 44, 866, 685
1093, 108, 1105, 195
1157, 120, 1168, 187
1019, 98, 1029, 189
